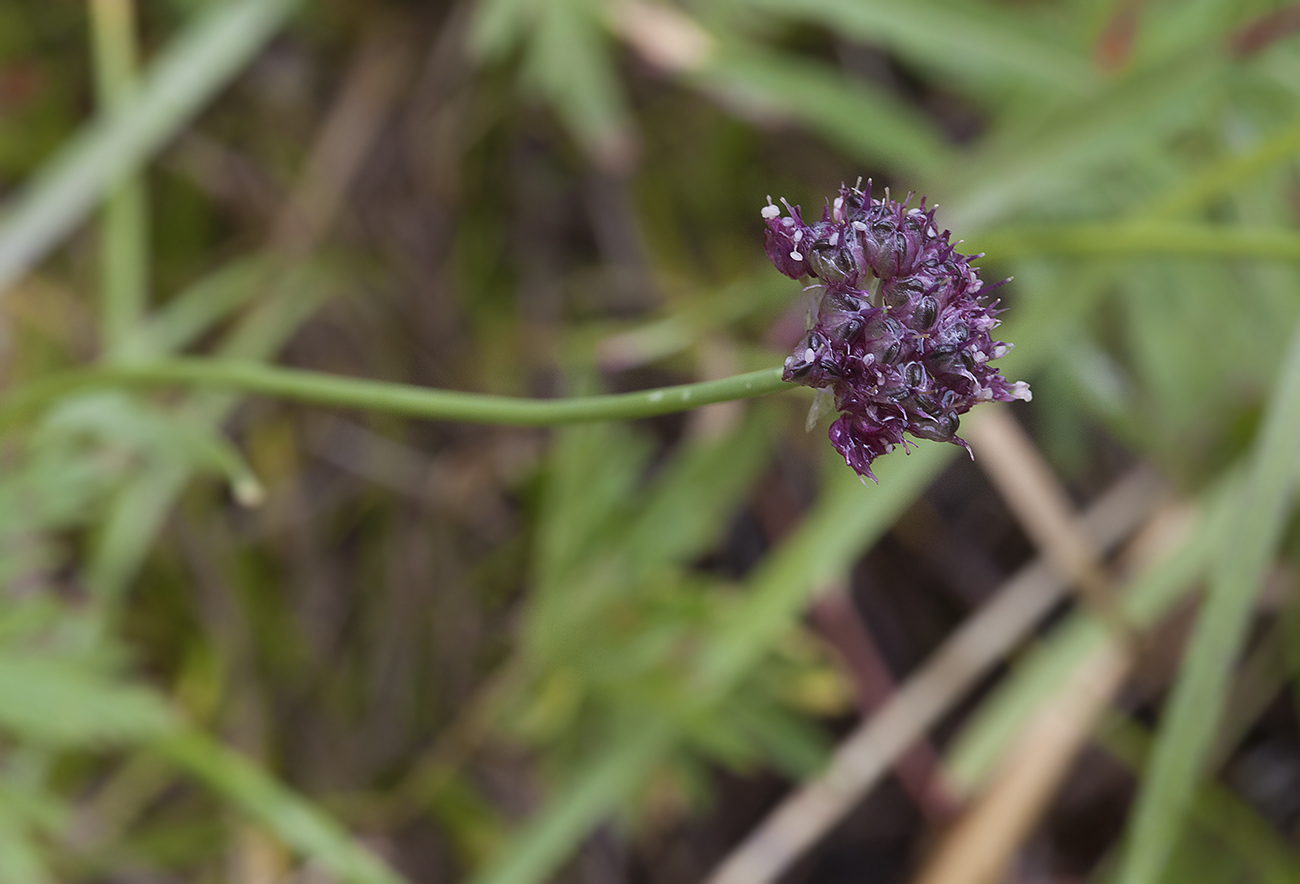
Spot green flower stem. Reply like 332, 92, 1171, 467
0, 359, 791, 429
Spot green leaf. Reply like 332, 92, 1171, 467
0, 0, 301, 294
1115, 317, 1300, 884
0, 653, 174, 747
689, 43, 954, 179
743, 0, 1094, 97
158, 730, 407, 884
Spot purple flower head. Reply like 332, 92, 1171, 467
764, 180, 1031, 481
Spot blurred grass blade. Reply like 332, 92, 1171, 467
475, 442, 953, 884
1115, 318, 1300, 884
1100, 717, 1300, 884
744, 0, 1094, 95
0, 808, 53, 884
946, 477, 1232, 792
158, 730, 407, 884
1142, 116, 1300, 219
472, 0, 632, 167
699, 441, 953, 692
973, 223, 1300, 263
89, 0, 149, 356
690, 43, 953, 179
949, 50, 1220, 228
0, 653, 174, 747
0, 0, 300, 296
121, 254, 318, 358
469, 725, 668, 884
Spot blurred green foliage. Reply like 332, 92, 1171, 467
0, 0, 1299, 882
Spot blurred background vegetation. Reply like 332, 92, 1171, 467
2, 0, 1300, 882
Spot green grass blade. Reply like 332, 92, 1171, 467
468, 725, 668, 884
1142, 116, 1300, 219
157, 730, 407, 884
472, 440, 953, 884
946, 474, 1236, 791
745, 0, 1094, 96
89, 0, 148, 356
1115, 318, 1300, 884
699, 442, 953, 692
973, 224, 1300, 263
0, 653, 174, 747
690, 43, 954, 179
0, 0, 300, 295
948, 51, 1220, 228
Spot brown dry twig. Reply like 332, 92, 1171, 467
701, 466, 1166, 884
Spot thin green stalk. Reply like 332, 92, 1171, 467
0, 359, 790, 429
89, 0, 149, 357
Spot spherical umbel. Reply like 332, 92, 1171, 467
764, 181, 1030, 481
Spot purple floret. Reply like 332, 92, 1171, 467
764, 180, 1031, 480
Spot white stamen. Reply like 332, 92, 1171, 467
793, 230, 803, 243
832, 196, 845, 222
907, 207, 922, 216
976, 387, 994, 402
1010, 381, 1032, 402
852, 221, 867, 231
828, 231, 839, 247
761, 204, 780, 220
790, 250, 803, 261
804, 347, 816, 363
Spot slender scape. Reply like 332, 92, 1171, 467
0, 359, 789, 429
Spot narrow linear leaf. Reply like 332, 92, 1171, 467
468, 725, 668, 884
973, 224, 1300, 263
0, 654, 175, 747
474, 440, 954, 884
690, 44, 953, 179
158, 730, 407, 884
1116, 318, 1300, 884
745, 0, 1094, 96
0, 0, 300, 295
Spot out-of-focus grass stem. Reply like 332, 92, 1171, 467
90, 0, 148, 358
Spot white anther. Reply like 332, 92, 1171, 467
1010, 381, 1032, 402
761, 204, 780, 220
790, 250, 803, 261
